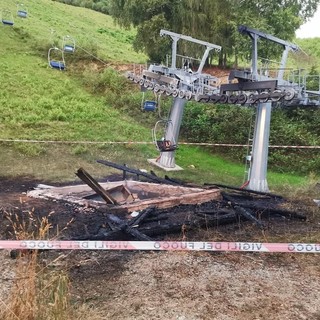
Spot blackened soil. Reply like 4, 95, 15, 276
0, 176, 319, 243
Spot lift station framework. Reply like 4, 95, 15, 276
126, 27, 320, 192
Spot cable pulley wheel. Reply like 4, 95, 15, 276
178, 90, 185, 99
238, 93, 247, 105
283, 88, 295, 101
159, 85, 166, 94
154, 84, 161, 93
270, 89, 283, 102
248, 91, 258, 104
165, 87, 172, 96
210, 94, 221, 103
185, 91, 193, 100
259, 91, 269, 103
229, 94, 238, 104
172, 89, 179, 98
219, 94, 228, 104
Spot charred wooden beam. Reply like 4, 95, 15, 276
222, 192, 266, 229
76, 168, 119, 205
140, 211, 239, 236
129, 207, 155, 227
221, 192, 306, 221
97, 160, 179, 185
205, 183, 284, 200
234, 206, 266, 230
101, 208, 155, 241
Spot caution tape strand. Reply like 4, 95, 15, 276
1, 240, 320, 253
0, 139, 319, 149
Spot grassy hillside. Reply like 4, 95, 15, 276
1, 0, 147, 62
0, 0, 317, 192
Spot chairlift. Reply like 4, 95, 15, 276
152, 120, 177, 152
141, 90, 157, 111
17, 4, 28, 18
48, 47, 66, 70
62, 35, 76, 53
1, 9, 14, 26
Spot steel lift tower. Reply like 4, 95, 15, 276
127, 27, 320, 192
219, 26, 300, 192
127, 30, 221, 171
215, 26, 320, 192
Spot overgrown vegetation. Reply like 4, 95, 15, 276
0, 209, 105, 320
0, 0, 319, 191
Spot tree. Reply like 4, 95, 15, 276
108, 0, 320, 66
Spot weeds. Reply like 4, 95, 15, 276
0, 208, 104, 320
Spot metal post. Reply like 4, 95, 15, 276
247, 102, 272, 192
197, 46, 211, 74
156, 95, 187, 170
171, 38, 178, 69
278, 46, 289, 80
251, 34, 258, 80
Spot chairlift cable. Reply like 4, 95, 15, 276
76, 44, 109, 66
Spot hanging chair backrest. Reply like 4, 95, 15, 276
143, 100, 157, 111
62, 36, 76, 53
17, 10, 27, 18
2, 10, 14, 25
63, 45, 75, 53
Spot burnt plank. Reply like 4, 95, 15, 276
76, 168, 119, 205
97, 160, 179, 185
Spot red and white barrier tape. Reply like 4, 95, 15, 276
0, 139, 319, 149
1, 241, 320, 253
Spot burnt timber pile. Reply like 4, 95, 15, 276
27, 161, 307, 241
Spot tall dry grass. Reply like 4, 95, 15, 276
0, 208, 105, 320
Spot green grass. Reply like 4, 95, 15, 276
172, 146, 310, 190
0, 0, 147, 63
0, 0, 318, 194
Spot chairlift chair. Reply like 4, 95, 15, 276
48, 47, 66, 70
17, 4, 27, 18
152, 120, 177, 152
141, 91, 157, 111
62, 35, 76, 53
1, 9, 14, 26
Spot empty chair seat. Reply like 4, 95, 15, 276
2, 19, 14, 25
17, 10, 27, 18
63, 45, 75, 53
50, 60, 65, 70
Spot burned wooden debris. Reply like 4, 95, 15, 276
76, 168, 119, 205
97, 159, 179, 185
72, 186, 307, 241
27, 161, 308, 242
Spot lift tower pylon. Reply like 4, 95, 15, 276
127, 30, 221, 170
229, 26, 299, 192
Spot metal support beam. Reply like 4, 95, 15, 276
278, 46, 290, 80
238, 25, 298, 52
155, 93, 187, 170
247, 102, 272, 192
238, 25, 299, 83
160, 29, 221, 72
251, 34, 259, 80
